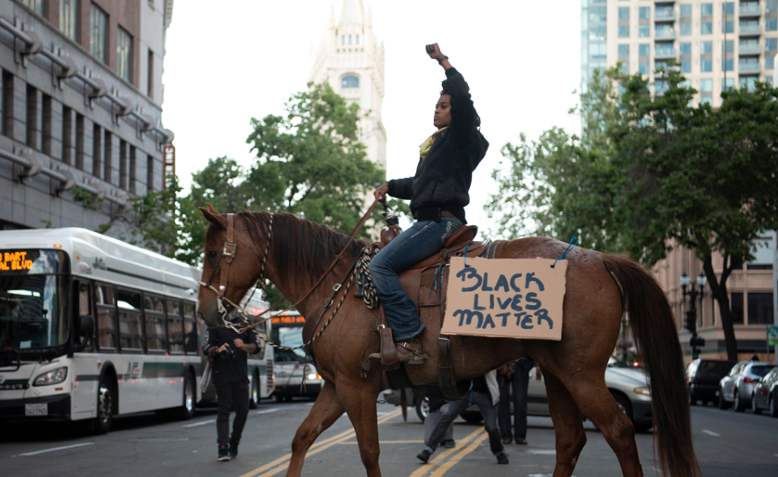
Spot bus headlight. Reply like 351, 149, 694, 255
633, 386, 651, 397
33, 367, 68, 386
306, 371, 320, 381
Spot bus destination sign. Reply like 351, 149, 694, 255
0, 251, 34, 272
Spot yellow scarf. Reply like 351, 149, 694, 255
419, 127, 448, 159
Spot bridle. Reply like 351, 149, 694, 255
198, 212, 274, 332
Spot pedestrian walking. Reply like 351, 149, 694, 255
421, 386, 456, 450
498, 358, 535, 445
416, 370, 508, 465
202, 321, 261, 462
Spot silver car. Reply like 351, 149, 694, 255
718, 360, 776, 412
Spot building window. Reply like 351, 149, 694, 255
680, 42, 692, 73
739, 19, 760, 35
26, 85, 38, 149
129, 146, 137, 194
655, 24, 674, 38
700, 41, 713, 72
147, 154, 154, 192
119, 139, 128, 190
618, 44, 630, 74
700, 3, 713, 35
639, 6, 651, 38
92, 123, 102, 177
2, 71, 14, 139
766, 39, 778, 69
700, 78, 713, 104
147, 49, 154, 97
117, 27, 134, 83
723, 77, 736, 91
59, 0, 80, 41
638, 44, 650, 75
730, 292, 744, 323
722, 40, 734, 71
722, 2, 734, 34
103, 130, 112, 183
618, 6, 630, 38
90, 4, 108, 64
20, 0, 45, 16
41, 94, 52, 155
680, 4, 692, 36
62, 106, 72, 165
75, 113, 84, 170
768, 0, 778, 31
747, 293, 774, 325
341, 74, 360, 89
739, 75, 758, 91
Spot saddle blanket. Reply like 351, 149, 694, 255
440, 257, 566, 341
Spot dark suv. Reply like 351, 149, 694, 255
686, 359, 735, 406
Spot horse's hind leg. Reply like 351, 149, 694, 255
545, 373, 586, 477
286, 381, 343, 477
566, 374, 643, 477
336, 377, 382, 477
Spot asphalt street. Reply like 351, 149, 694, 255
1, 400, 776, 476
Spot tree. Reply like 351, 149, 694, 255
489, 66, 778, 360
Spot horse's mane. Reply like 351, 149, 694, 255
239, 212, 366, 278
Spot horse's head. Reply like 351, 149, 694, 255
197, 205, 269, 328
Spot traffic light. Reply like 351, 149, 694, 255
684, 310, 697, 334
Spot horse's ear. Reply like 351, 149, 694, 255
199, 204, 226, 229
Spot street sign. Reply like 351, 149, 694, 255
768, 325, 778, 346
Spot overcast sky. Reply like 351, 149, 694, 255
162, 0, 581, 237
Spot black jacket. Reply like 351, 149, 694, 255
387, 68, 488, 224
202, 326, 260, 386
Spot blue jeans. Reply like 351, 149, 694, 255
369, 218, 462, 341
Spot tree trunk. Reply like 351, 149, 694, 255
702, 254, 739, 361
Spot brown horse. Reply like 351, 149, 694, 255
196, 208, 700, 477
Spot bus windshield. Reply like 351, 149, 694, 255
0, 250, 68, 351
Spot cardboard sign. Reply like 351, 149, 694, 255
441, 257, 567, 340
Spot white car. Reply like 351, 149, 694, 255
718, 360, 776, 412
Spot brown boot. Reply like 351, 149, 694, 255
396, 340, 426, 365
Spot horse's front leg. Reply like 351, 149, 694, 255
286, 381, 343, 477
336, 377, 383, 477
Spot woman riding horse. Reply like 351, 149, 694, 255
371, 43, 489, 365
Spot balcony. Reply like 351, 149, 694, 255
655, 48, 676, 59
738, 60, 761, 74
739, 22, 761, 35
739, 42, 761, 55
739, 2, 761, 18
655, 7, 675, 21
655, 26, 676, 39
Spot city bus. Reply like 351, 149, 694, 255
270, 310, 323, 401
0, 227, 273, 433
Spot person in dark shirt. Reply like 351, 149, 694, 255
416, 371, 508, 465
371, 43, 489, 364
202, 323, 260, 462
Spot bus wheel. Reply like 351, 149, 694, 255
176, 373, 195, 420
249, 373, 260, 410
92, 379, 114, 434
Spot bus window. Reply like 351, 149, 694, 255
95, 283, 117, 351
77, 281, 95, 352
182, 303, 197, 354
117, 290, 143, 353
167, 299, 184, 354
144, 295, 166, 353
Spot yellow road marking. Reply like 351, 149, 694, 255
428, 431, 489, 477
407, 428, 485, 477
241, 409, 401, 477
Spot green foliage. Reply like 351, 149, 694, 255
488, 66, 778, 360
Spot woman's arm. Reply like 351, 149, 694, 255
426, 43, 478, 138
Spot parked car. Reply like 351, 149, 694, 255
750, 367, 778, 417
686, 359, 735, 406
272, 348, 323, 402
389, 358, 653, 433
718, 360, 776, 412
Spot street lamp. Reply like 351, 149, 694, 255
680, 272, 707, 359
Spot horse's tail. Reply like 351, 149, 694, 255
603, 254, 701, 477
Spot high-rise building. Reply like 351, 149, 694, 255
582, 0, 609, 92
582, 1, 777, 360
310, 0, 386, 172
0, 0, 174, 234
604, 0, 777, 106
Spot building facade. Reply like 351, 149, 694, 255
583, 0, 777, 360
0, 0, 174, 234
310, 0, 386, 172
582, 0, 609, 92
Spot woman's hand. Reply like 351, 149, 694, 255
374, 183, 389, 201
425, 43, 446, 61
